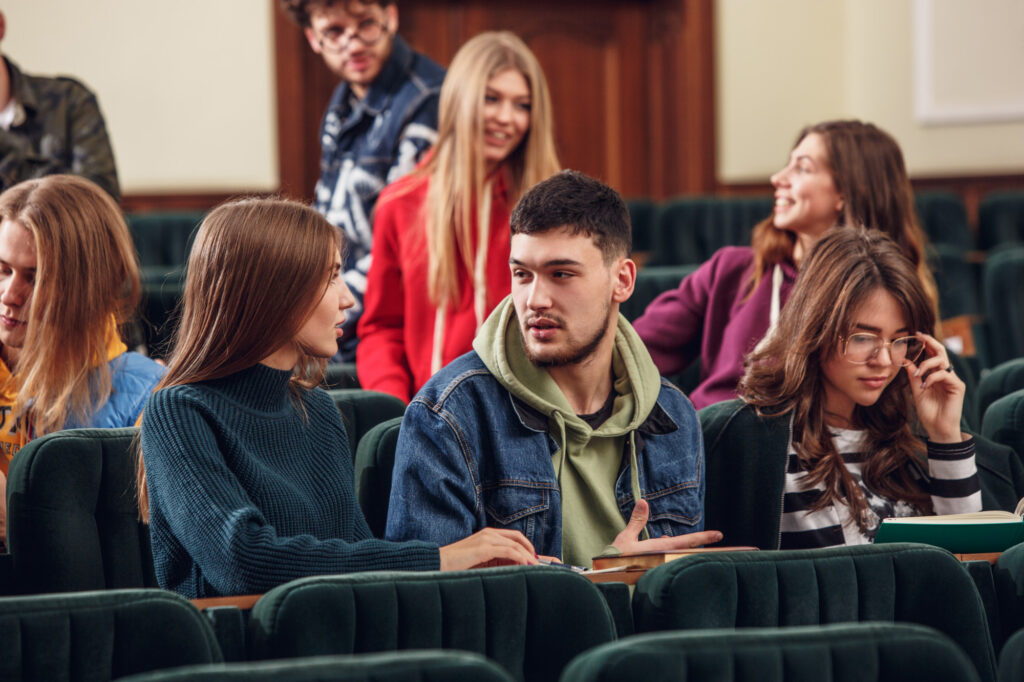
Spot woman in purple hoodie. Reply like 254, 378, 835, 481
632, 120, 936, 410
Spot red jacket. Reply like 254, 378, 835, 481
356, 172, 513, 402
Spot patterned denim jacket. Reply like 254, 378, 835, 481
384, 351, 706, 559
0, 58, 119, 200
312, 36, 445, 359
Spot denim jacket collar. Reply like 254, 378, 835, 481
509, 389, 679, 440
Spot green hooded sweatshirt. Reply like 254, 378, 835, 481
473, 296, 664, 567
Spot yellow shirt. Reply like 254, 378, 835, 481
0, 334, 128, 476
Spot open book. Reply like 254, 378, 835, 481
873, 499, 1024, 554
591, 546, 758, 571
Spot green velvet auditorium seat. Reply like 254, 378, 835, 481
327, 389, 405, 463
631, 543, 997, 682
648, 195, 773, 266
561, 623, 981, 682
915, 191, 974, 251
983, 389, 1024, 460
246, 566, 617, 682
982, 247, 1024, 366
139, 267, 185, 360
324, 362, 361, 389
979, 192, 1024, 252
6, 427, 157, 595
119, 651, 514, 682
979, 359, 1024, 428
1000, 628, 1024, 682
619, 264, 700, 322
126, 211, 205, 269
353, 416, 402, 539
626, 198, 658, 253
0, 588, 222, 681
931, 244, 982, 320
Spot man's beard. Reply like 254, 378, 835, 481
520, 303, 613, 368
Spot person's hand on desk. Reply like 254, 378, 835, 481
439, 527, 539, 570
611, 498, 722, 554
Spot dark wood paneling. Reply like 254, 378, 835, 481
272, 0, 717, 200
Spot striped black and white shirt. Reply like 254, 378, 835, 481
780, 428, 981, 550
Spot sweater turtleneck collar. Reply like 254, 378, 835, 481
200, 363, 297, 414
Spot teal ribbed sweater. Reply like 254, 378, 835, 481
141, 363, 439, 598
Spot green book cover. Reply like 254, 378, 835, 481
874, 514, 1024, 554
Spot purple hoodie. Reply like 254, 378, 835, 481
632, 246, 797, 409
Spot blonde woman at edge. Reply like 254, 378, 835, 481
138, 198, 539, 599
357, 31, 560, 402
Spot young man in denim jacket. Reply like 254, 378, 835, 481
281, 1, 444, 360
386, 171, 720, 568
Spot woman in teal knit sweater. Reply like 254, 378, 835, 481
138, 198, 538, 599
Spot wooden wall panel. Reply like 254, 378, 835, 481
272, 0, 717, 201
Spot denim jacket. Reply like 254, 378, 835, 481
385, 351, 705, 559
313, 35, 445, 359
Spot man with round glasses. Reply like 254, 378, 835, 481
280, 1, 444, 360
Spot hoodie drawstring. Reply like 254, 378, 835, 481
628, 431, 649, 541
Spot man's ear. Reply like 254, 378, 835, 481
385, 3, 399, 33
304, 26, 323, 55
611, 257, 636, 304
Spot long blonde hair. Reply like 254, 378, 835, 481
137, 197, 342, 520
0, 175, 141, 436
421, 31, 560, 307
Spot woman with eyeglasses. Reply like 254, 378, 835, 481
356, 31, 560, 402
633, 120, 937, 410
700, 228, 981, 550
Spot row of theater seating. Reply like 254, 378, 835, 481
3, 385, 1024, 679
5, 544, 1024, 680
628, 190, 1024, 260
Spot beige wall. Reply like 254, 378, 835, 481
2, 1, 279, 193
717, 0, 1024, 184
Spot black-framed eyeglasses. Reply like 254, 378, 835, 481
840, 332, 925, 366
316, 17, 386, 54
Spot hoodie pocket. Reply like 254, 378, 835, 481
484, 483, 551, 541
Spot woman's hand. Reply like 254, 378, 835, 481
904, 332, 966, 443
439, 527, 539, 571
611, 498, 723, 554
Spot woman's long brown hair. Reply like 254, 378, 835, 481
746, 120, 937, 316
137, 197, 342, 520
740, 227, 938, 531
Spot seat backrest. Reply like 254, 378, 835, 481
979, 359, 1024, 425
997, 623, 1024, 682
650, 196, 771, 266
126, 211, 205, 268
6, 427, 157, 594
117, 651, 513, 682
247, 566, 617, 682
978, 192, 1024, 252
140, 270, 184, 360
353, 416, 402, 538
982, 247, 1024, 366
930, 244, 982, 320
620, 264, 700, 322
0, 588, 222, 681
626, 198, 657, 253
328, 389, 405, 459
983, 389, 1024, 459
631, 543, 996, 682
916, 191, 974, 250
563, 622, 981, 682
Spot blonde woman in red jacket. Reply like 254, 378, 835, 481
357, 31, 560, 402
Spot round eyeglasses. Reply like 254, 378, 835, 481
840, 332, 925, 366
316, 17, 386, 54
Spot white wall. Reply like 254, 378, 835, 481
717, 0, 1024, 183
3, 0, 279, 193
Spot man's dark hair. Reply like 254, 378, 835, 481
280, 0, 395, 28
510, 170, 631, 263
